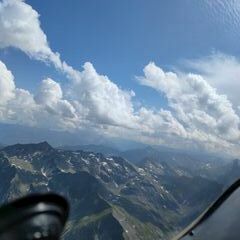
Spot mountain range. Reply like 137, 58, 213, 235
0, 142, 238, 239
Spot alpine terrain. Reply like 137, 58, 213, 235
0, 142, 230, 239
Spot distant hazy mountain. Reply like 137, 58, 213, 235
0, 123, 146, 151
0, 123, 105, 146
0, 142, 223, 240
60, 144, 121, 156
120, 146, 227, 177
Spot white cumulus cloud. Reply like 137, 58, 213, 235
0, 60, 15, 104
0, 0, 78, 80
138, 62, 240, 155
0, 0, 53, 61
0, 60, 189, 152
0, 0, 240, 157
184, 53, 240, 108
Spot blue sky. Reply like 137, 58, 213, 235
2, 0, 240, 108
0, 0, 240, 156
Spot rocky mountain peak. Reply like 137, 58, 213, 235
2, 141, 53, 155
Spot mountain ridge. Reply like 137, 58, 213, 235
0, 142, 226, 240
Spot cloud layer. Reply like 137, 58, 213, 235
0, 0, 54, 61
184, 53, 240, 109
0, 0, 240, 157
138, 62, 240, 154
